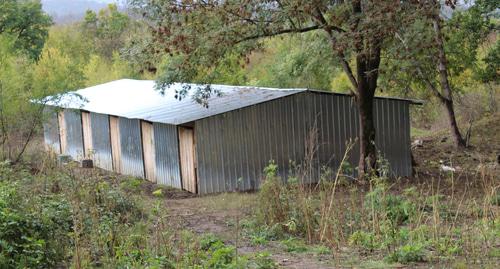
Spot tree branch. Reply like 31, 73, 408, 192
394, 32, 447, 102
311, 7, 358, 93
338, 51, 359, 94
234, 25, 322, 44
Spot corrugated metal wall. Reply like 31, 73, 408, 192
195, 93, 313, 194
195, 92, 412, 194
373, 98, 412, 176
43, 107, 61, 154
153, 123, 182, 188
90, 113, 113, 170
63, 109, 84, 160
118, 117, 145, 178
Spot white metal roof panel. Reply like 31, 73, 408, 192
47, 79, 306, 125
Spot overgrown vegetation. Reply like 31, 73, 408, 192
0, 160, 277, 268
248, 155, 499, 266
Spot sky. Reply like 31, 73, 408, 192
41, 0, 126, 24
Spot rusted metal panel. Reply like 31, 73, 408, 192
63, 109, 84, 160
42, 106, 61, 154
153, 123, 182, 189
90, 113, 113, 171
118, 118, 144, 178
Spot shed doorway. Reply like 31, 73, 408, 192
179, 127, 197, 193
58, 111, 67, 154
81, 111, 92, 158
109, 116, 122, 173
141, 121, 156, 182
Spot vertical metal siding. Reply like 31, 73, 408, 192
195, 94, 310, 193
63, 109, 84, 160
118, 118, 144, 178
90, 113, 113, 171
153, 123, 182, 189
195, 92, 412, 193
373, 99, 412, 176
42, 107, 61, 154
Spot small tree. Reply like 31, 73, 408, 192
386, 0, 495, 148
82, 4, 130, 59
130, 0, 420, 178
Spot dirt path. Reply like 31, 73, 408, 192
163, 196, 342, 268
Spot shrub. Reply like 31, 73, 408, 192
252, 252, 277, 269
281, 238, 308, 253
348, 230, 379, 251
0, 181, 72, 268
258, 161, 289, 226
386, 243, 426, 264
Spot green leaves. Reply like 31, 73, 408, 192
0, 0, 52, 60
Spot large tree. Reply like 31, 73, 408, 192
130, 0, 419, 178
0, 0, 52, 60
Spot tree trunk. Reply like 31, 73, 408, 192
355, 50, 380, 179
357, 89, 377, 179
441, 97, 466, 147
433, 17, 466, 148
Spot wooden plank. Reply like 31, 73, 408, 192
58, 111, 67, 154
81, 111, 93, 158
141, 121, 156, 182
109, 116, 122, 173
179, 127, 197, 193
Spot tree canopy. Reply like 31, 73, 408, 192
0, 0, 52, 60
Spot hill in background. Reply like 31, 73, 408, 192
41, 0, 122, 24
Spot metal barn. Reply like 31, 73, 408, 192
43, 79, 421, 194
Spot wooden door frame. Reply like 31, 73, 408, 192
109, 116, 122, 173
141, 120, 156, 183
178, 126, 197, 193
58, 111, 67, 154
81, 111, 93, 158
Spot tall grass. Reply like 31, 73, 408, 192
255, 146, 499, 265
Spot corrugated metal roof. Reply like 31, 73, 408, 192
45, 79, 422, 125
47, 79, 306, 125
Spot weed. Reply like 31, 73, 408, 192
311, 245, 331, 255
200, 233, 225, 251
119, 177, 143, 193
252, 252, 277, 269
348, 230, 379, 251
280, 238, 308, 253
152, 188, 162, 197
386, 243, 427, 263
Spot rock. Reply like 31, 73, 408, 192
57, 155, 72, 165
81, 159, 94, 168
412, 139, 423, 148
440, 164, 456, 172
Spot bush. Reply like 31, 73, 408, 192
258, 161, 289, 226
0, 181, 72, 268
386, 243, 426, 264
348, 230, 379, 251
253, 252, 277, 269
